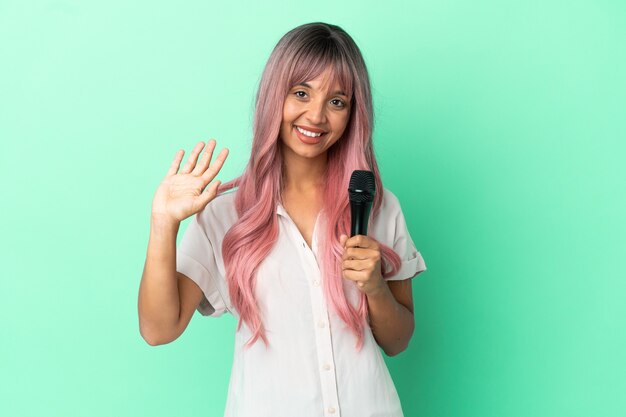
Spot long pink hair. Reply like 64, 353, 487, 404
217, 22, 401, 350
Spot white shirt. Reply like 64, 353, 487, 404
176, 187, 426, 417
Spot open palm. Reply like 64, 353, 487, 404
152, 139, 229, 223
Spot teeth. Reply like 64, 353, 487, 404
296, 126, 323, 138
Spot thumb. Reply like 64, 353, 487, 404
339, 234, 348, 247
199, 180, 221, 207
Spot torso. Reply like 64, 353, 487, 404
177, 188, 420, 416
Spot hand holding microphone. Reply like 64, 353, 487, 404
339, 170, 386, 296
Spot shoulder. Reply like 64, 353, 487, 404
377, 187, 402, 218
194, 189, 239, 239
206, 189, 237, 213
369, 187, 405, 244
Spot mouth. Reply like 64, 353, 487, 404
294, 125, 327, 144
294, 125, 326, 138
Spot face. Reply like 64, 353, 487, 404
279, 68, 351, 161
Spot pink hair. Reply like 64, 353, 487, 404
217, 23, 402, 350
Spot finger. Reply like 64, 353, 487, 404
191, 139, 217, 176
345, 235, 377, 249
179, 141, 206, 174
342, 269, 367, 282
342, 247, 376, 261
197, 180, 222, 208
201, 147, 229, 183
343, 259, 374, 271
165, 149, 185, 177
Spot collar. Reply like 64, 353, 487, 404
276, 203, 324, 226
276, 203, 288, 218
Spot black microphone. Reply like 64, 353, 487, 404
348, 170, 375, 237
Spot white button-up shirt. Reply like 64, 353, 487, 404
176, 188, 426, 417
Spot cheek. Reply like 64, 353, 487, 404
282, 100, 300, 123
333, 113, 350, 134
280, 109, 294, 136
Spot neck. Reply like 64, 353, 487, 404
280, 145, 327, 194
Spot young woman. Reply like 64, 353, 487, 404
138, 22, 426, 417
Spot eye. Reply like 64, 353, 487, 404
294, 90, 307, 99
330, 98, 346, 108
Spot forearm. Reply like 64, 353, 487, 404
366, 282, 414, 356
137, 216, 182, 344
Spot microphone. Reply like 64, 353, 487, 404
348, 170, 375, 237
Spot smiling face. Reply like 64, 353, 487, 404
279, 68, 352, 162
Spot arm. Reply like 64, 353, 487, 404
137, 216, 204, 346
365, 278, 415, 356
339, 234, 416, 356
138, 140, 228, 346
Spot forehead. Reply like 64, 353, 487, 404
289, 55, 354, 97
295, 69, 348, 95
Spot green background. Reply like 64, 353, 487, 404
1, 0, 625, 416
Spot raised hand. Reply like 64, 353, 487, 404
151, 140, 229, 224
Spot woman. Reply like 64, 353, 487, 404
138, 22, 426, 417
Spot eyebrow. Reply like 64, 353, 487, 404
296, 82, 348, 97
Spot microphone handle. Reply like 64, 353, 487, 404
350, 201, 372, 237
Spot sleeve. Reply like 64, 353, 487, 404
379, 190, 427, 281
176, 211, 230, 317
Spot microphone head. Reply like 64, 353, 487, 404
348, 170, 375, 203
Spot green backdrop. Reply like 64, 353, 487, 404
1, 1, 625, 416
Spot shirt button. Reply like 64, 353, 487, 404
312, 280, 320, 286
328, 406, 336, 414
323, 363, 331, 371
318, 321, 326, 328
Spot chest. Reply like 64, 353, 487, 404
281, 196, 323, 249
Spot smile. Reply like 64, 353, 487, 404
296, 126, 325, 138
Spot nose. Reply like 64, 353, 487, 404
304, 98, 327, 125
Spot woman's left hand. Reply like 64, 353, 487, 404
339, 234, 386, 296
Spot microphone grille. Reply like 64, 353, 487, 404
348, 170, 376, 203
